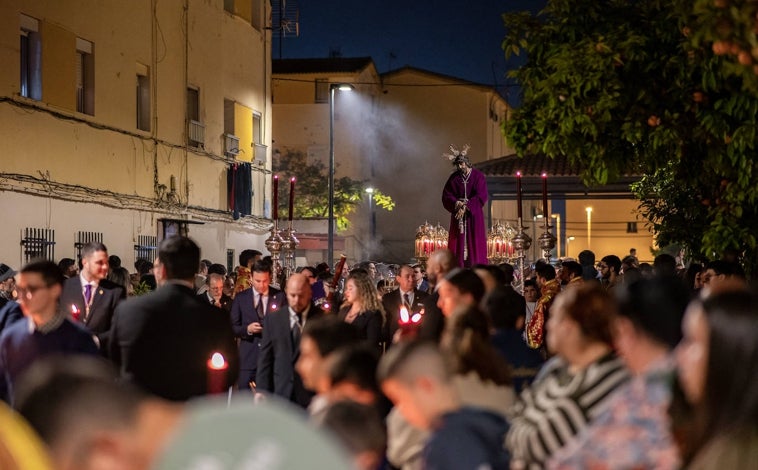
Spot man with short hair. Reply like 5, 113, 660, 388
57, 258, 77, 279
59, 242, 125, 351
578, 250, 598, 281
599, 255, 622, 291
378, 341, 510, 470
194, 259, 211, 292
522, 279, 539, 330
0, 261, 99, 404
0, 263, 18, 311
230, 259, 285, 390
109, 237, 239, 401
234, 249, 263, 294
382, 265, 429, 343
197, 273, 232, 313
701, 259, 744, 293
256, 273, 324, 406
418, 249, 458, 343
412, 264, 429, 293
559, 260, 583, 289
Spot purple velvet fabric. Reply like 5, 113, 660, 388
441, 167, 489, 266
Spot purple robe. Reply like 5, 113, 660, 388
441, 167, 489, 267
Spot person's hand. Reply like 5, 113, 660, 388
455, 207, 466, 220
247, 322, 262, 335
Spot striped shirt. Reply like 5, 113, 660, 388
506, 352, 630, 469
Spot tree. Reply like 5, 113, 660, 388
502, 0, 758, 273
272, 148, 394, 231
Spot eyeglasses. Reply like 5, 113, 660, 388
14, 284, 51, 299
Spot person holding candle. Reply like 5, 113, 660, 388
109, 236, 239, 401
381, 265, 428, 345
441, 144, 489, 267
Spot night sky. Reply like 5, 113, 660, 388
273, 0, 546, 100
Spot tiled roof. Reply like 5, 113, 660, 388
476, 153, 643, 178
272, 57, 374, 74
476, 153, 580, 177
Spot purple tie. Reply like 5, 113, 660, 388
84, 284, 93, 305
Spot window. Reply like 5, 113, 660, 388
251, 0, 264, 30
76, 38, 94, 115
20, 14, 41, 100
224, 0, 235, 14
21, 228, 55, 263
136, 63, 150, 131
315, 79, 328, 103
187, 87, 204, 147
253, 112, 262, 145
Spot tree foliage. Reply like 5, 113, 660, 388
502, 0, 758, 273
273, 148, 394, 231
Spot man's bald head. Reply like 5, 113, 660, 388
286, 273, 312, 313
427, 249, 457, 286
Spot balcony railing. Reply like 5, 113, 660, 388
188, 120, 205, 147
224, 133, 240, 158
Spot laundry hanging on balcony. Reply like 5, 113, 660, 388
227, 162, 252, 220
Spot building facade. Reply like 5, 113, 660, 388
0, 0, 273, 270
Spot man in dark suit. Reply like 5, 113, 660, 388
256, 273, 324, 407
230, 259, 285, 390
196, 273, 233, 314
382, 264, 429, 343
59, 242, 125, 351
109, 236, 239, 401
417, 249, 458, 344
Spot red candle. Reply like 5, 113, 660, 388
542, 172, 548, 217
70, 304, 80, 322
289, 177, 296, 222
516, 171, 523, 222
207, 352, 228, 394
272, 175, 279, 220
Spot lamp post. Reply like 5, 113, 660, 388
585, 207, 593, 250
551, 213, 561, 257
365, 187, 375, 238
328, 83, 354, 269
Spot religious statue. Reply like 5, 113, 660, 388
441, 144, 489, 267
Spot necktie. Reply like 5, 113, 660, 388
84, 284, 93, 305
292, 311, 302, 345
403, 293, 411, 308
256, 295, 264, 317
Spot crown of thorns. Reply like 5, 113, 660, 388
442, 144, 471, 165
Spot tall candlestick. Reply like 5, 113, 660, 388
272, 175, 279, 220
541, 172, 548, 217
516, 171, 523, 222
289, 177, 296, 222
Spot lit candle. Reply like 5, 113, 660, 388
542, 172, 548, 217
399, 306, 410, 324
516, 171, 523, 222
289, 177, 296, 222
272, 175, 279, 220
207, 352, 228, 395
71, 304, 80, 322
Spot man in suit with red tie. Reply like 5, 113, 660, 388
256, 273, 324, 407
59, 242, 125, 352
382, 264, 428, 344
230, 259, 285, 390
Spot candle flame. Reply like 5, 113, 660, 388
271, 304, 277, 311
399, 306, 410, 323
541, 172, 547, 178
323, 303, 330, 310
290, 177, 296, 182
210, 352, 226, 369
274, 174, 279, 180
71, 304, 79, 313
516, 171, 522, 177
411, 313, 422, 323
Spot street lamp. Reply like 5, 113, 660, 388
365, 187, 376, 239
328, 83, 354, 268
585, 207, 593, 250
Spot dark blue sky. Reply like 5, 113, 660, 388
273, 0, 545, 99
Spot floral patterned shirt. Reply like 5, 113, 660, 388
546, 356, 681, 470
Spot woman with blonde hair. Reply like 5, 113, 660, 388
338, 272, 384, 350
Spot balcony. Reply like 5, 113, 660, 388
224, 133, 240, 159
188, 120, 205, 148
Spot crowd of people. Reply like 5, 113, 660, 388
1, 240, 757, 470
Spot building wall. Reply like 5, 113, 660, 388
374, 69, 512, 262
0, 0, 273, 269
272, 65, 381, 264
